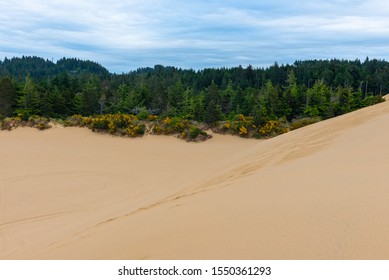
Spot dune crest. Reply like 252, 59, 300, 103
1, 98, 389, 259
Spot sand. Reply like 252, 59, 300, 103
1, 98, 389, 260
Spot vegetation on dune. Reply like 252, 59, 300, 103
0, 56, 386, 141
64, 114, 210, 142
0, 115, 51, 131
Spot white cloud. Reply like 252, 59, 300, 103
1, 0, 389, 72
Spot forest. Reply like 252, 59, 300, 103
0, 56, 386, 140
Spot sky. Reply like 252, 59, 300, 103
1, 0, 389, 73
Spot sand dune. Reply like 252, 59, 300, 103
1, 98, 389, 259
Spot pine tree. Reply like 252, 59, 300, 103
167, 80, 184, 115
180, 88, 195, 118
282, 70, 300, 119
262, 80, 281, 118
109, 83, 129, 113
220, 81, 234, 115
17, 76, 40, 117
204, 81, 222, 123
78, 78, 100, 115
50, 87, 67, 116
0, 76, 17, 117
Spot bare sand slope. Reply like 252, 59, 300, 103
1, 98, 389, 259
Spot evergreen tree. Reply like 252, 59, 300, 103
204, 81, 222, 123
0, 56, 386, 129
180, 88, 195, 118
282, 70, 300, 119
262, 80, 281, 118
252, 94, 268, 125
50, 87, 68, 116
220, 81, 234, 115
108, 83, 129, 113
305, 79, 331, 117
0, 76, 17, 117
78, 78, 100, 115
167, 80, 185, 115
17, 76, 40, 117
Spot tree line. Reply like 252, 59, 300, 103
0, 56, 386, 126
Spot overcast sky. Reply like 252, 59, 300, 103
1, 0, 389, 73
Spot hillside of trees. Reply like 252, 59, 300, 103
0, 56, 386, 140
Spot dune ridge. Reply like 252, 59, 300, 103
1, 97, 389, 259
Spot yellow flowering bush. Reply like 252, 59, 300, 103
239, 126, 248, 135
223, 120, 231, 129
155, 116, 187, 134
65, 114, 207, 141
66, 114, 145, 137
220, 114, 254, 137
147, 114, 158, 121
28, 116, 51, 130
258, 120, 280, 136
151, 116, 209, 141
163, 116, 171, 125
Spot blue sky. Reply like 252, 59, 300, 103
1, 0, 389, 73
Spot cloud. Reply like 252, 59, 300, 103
1, 0, 389, 72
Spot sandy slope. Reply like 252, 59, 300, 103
1, 98, 389, 259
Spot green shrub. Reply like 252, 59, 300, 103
136, 110, 149, 120
64, 115, 84, 127
64, 114, 211, 141
0, 119, 12, 130
0, 116, 51, 131
362, 95, 385, 106
65, 114, 144, 137
290, 117, 321, 130
28, 116, 51, 130
14, 109, 34, 121
189, 126, 201, 139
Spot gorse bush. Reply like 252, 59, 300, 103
161, 116, 187, 133
91, 114, 138, 131
65, 114, 145, 137
153, 116, 210, 141
28, 115, 52, 130
0, 115, 51, 131
219, 113, 325, 138
258, 120, 282, 137
65, 113, 209, 141
64, 112, 331, 141
220, 114, 257, 137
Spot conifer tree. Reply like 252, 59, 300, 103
17, 76, 40, 117
0, 76, 17, 117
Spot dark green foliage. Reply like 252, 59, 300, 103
17, 76, 41, 116
189, 126, 202, 139
204, 81, 222, 124
152, 116, 209, 141
77, 78, 101, 115
0, 77, 17, 116
0, 56, 387, 138
0, 56, 109, 82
